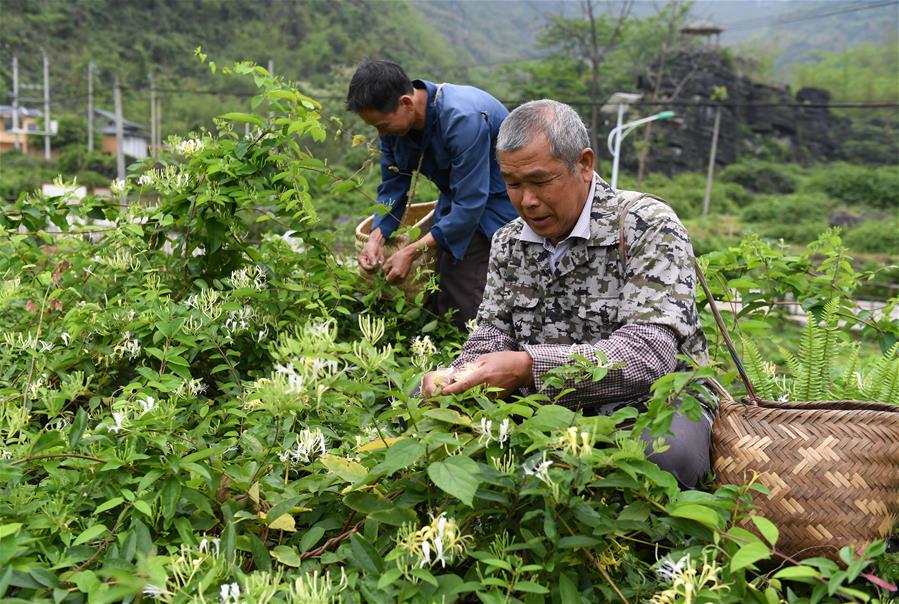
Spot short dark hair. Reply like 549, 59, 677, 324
346, 60, 414, 113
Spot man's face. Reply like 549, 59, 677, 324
498, 135, 594, 245
357, 95, 416, 137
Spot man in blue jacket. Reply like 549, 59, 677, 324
346, 60, 518, 329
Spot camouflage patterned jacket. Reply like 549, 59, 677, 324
455, 175, 708, 408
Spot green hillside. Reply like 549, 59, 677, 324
0, 0, 468, 135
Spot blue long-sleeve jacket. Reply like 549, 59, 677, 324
371, 80, 518, 262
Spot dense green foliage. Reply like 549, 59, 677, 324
0, 65, 896, 603
792, 37, 899, 105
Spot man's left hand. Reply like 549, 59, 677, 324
438, 351, 534, 398
383, 245, 418, 283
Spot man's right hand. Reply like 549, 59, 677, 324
358, 229, 385, 273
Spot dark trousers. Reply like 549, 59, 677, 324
434, 232, 491, 330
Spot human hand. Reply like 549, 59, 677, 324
383, 244, 418, 283
358, 230, 385, 273
422, 367, 456, 398
438, 352, 534, 398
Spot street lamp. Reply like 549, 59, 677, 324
602, 91, 675, 189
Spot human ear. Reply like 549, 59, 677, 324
577, 148, 595, 180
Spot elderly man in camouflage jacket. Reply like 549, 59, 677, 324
422, 99, 713, 487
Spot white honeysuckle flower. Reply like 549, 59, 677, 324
656, 554, 690, 582
420, 539, 431, 568
110, 178, 128, 197
279, 428, 328, 466
497, 418, 511, 447
142, 584, 169, 598
109, 412, 127, 434
476, 417, 494, 446
274, 363, 304, 394
137, 396, 156, 415
60, 332, 71, 346
410, 335, 437, 369
38, 340, 54, 353
523, 452, 554, 487
219, 582, 241, 604
198, 536, 221, 558
0, 449, 13, 460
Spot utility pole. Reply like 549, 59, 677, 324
114, 76, 125, 180
42, 48, 51, 160
11, 54, 20, 151
155, 95, 161, 151
149, 73, 156, 157
702, 87, 728, 217
87, 61, 94, 152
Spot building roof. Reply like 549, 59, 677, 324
93, 108, 146, 132
0, 105, 42, 118
681, 21, 724, 35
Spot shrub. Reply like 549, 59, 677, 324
720, 159, 798, 194
843, 218, 899, 254
810, 162, 899, 208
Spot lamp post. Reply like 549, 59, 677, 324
602, 93, 676, 190
606, 110, 676, 190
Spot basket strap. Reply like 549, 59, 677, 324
694, 261, 759, 403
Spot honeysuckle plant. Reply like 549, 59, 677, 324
0, 57, 895, 604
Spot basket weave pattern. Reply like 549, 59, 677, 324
712, 397, 899, 558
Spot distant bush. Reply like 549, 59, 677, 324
720, 159, 798, 194
843, 218, 899, 254
57, 148, 117, 179
0, 151, 56, 201
740, 193, 831, 244
810, 162, 899, 208
617, 172, 746, 218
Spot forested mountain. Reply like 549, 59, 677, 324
0, 0, 473, 135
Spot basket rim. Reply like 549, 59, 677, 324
721, 395, 899, 414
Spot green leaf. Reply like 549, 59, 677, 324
349, 534, 383, 574
133, 500, 153, 517
668, 504, 721, 530
750, 516, 780, 547
68, 408, 88, 448
558, 535, 601, 549
219, 112, 265, 127
424, 408, 471, 426
344, 491, 393, 514
520, 405, 575, 432
73, 524, 107, 546
427, 456, 481, 507
559, 572, 579, 603
0, 523, 22, 538
271, 545, 301, 567
772, 566, 821, 582
514, 581, 550, 594
377, 568, 403, 590
320, 455, 367, 483
371, 438, 426, 477
94, 497, 124, 515
731, 541, 771, 572
299, 527, 325, 553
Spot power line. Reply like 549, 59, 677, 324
723, 0, 898, 31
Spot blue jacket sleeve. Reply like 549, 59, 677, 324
431, 113, 491, 260
371, 137, 411, 238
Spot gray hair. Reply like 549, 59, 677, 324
497, 99, 590, 170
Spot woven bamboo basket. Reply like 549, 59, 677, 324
712, 395, 899, 558
354, 201, 437, 298
697, 267, 899, 559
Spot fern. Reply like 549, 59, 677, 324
819, 298, 842, 396
833, 343, 863, 400
860, 342, 899, 404
741, 335, 778, 399
794, 315, 828, 400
